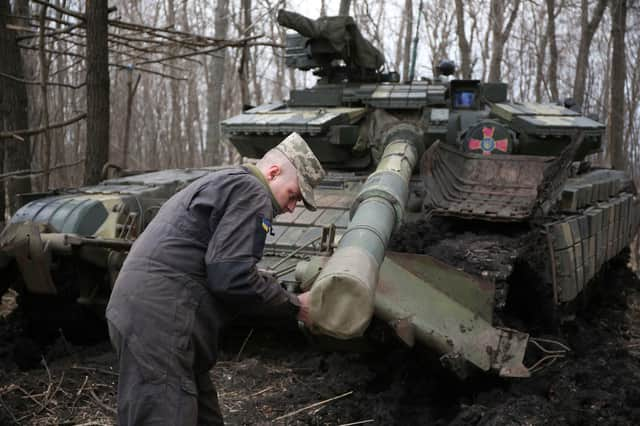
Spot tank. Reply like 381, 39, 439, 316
1, 10, 638, 377
221, 10, 640, 377
0, 168, 215, 340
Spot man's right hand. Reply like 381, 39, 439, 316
297, 291, 311, 326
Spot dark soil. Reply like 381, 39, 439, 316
1, 250, 640, 424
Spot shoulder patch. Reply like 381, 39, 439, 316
261, 217, 272, 233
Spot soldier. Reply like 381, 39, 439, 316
106, 133, 326, 425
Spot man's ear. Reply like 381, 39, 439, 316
267, 164, 281, 181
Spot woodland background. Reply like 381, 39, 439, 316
0, 0, 638, 221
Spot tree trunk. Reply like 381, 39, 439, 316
84, 0, 110, 185
454, 0, 472, 79
394, 5, 406, 73
609, 0, 627, 170
534, 4, 549, 102
0, 0, 32, 216
39, 5, 52, 190
205, 0, 230, 166
402, 0, 413, 82
239, 0, 251, 109
339, 0, 351, 16
165, 0, 183, 168
182, 0, 198, 167
122, 71, 140, 169
572, 0, 608, 109
487, 0, 521, 82
546, 0, 559, 101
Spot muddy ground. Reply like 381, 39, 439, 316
1, 261, 640, 425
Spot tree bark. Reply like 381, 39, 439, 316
239, 0, 251, 109
205, 0, 230, 166
84, 0, 110, 185
609, 0, 627, 170
454, 0, 472, 79
546, 0, 559, 101
487, 0, 521, 82
534, 4, 548, 102
39, 5, 52, 190
0, 0, 32, 216
572, 0, 608, 109
339, 0, 351, 16
402, 0, 413, 82
122, 70, 140, 169
394, 4, 406, 73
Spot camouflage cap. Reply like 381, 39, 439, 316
274, 132, 326, 211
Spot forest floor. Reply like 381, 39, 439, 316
1, 263, 640, 425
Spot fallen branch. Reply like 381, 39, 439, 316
0, 112, 86, 139
134, 35, 263, 66
0, 158, 84, 182
235, 328, 254, 361
89, 390, 116, 414
111, 63, 187, 80
17, 22, 83, 41
0, 71, 85, 89
43, 372, 65, 411
32, 0, 84, 21
0, 395, 18, 424
109, 19, 225, 45
338, 420, 375, 426
31, 0, 116, 21
249, 386, 274, 397
71, 365, 119, 377
273, 390, 353, 421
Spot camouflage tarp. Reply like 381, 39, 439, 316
277, 9, 385, 71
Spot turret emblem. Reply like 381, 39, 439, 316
468, 127, 509, 155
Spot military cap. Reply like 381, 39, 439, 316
274, 132, 326, 211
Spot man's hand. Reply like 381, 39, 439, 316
297, 291, 311, 326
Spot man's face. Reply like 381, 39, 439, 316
266, 165, 302, 214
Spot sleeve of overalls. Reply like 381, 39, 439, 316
204, 175, 300, 318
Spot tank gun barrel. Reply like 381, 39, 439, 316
308, 123, 421, 338
304, 123, 531, 377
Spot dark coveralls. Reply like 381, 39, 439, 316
106, 166, 301, 425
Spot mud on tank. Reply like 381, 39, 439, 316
1, 9, 639, 377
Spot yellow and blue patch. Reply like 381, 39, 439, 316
261, 217, 272, 233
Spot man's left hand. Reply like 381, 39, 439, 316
297, 291, 311, 326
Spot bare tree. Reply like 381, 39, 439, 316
454, 0, 472, 79
394, 3, 406, 73
533, 2, 549, 101
487, 0, 521, 82
38, 5, 52, 190
239, 0, 252, 108
546, 0, 559, 101
608, 0, 627, 170
339, 0, 351, 16
402, 0, 413, 82
205, 0, 230, 166
84, 0, 110, 185
0, 0, 32, 217
572, 0, 608, 109
121, 69, 141, 169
